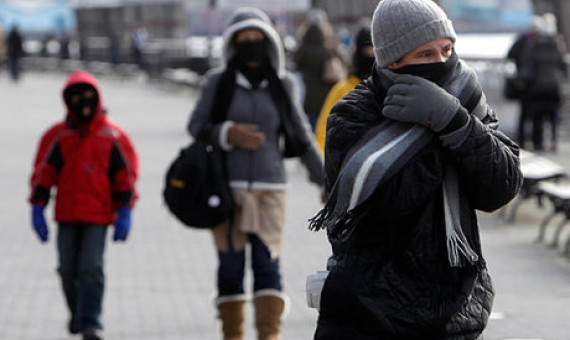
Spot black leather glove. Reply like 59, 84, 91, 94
383, 74, 465, 132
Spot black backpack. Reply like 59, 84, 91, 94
163, 139, 233, 229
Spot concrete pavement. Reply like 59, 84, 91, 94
1, 70, 570, 340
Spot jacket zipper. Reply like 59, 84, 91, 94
248, 90, 257, 191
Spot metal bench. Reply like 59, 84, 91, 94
536, 182, 570, 256
507, 150, 566, 222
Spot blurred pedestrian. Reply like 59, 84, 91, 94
187, 7, 324, 340
0, 25, 6, 71
294, 9, 345, 131
315, 24, 374, 153
109, 28, 121, 65
59, 33, 70, 60
7, 25, 24, 81
131, 25, 148, 69
29, 70, 139, 340
507, 15, 567, 151
309, 0, 522, 339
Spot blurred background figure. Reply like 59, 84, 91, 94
315, 22, 373, 154
131, 24, 148, 70
7, 25, 24, 82
109, 28, 121, 65
59, 33, 71, 60
0, 25, 6, 73
507, 14, 567, 151
294, 9, 346, 131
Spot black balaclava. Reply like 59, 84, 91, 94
393, 49, 458, 85
65, 83, 99, 122
353, 27, 374, 80
235, 39, 267, 65
234, 38, 269, 88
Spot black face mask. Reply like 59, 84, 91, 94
354, 53, 375, 79
393, 50, 458, 85
69, 96, 98, 122
235, 40, 267, 65
66, 84, 99, 122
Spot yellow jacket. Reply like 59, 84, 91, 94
315, 75, 361, 154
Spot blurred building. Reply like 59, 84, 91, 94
71, 0, 187, 64
312, 0, 376, 24
70, 0, 312, 73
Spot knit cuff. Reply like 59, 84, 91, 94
439, 114, 471, 149
438, 107, 469, 135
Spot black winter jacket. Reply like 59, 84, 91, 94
315, 70, 522, 340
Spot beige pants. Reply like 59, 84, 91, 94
212, 189, 286, 258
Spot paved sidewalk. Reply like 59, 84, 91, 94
1, 71, 570, 340
0, 72, 329, 340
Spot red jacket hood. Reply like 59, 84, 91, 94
62, 70, 105, 127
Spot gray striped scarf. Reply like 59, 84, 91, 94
310, 60, 495, 267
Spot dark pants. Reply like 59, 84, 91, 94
518, 100, 559, 151
217, 234, 282, 297
57, 223, 107, 331
8, 58, 20, 81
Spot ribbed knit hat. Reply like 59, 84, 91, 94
372, 0, 456, 67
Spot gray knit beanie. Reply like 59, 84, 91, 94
372, 0, 456, 67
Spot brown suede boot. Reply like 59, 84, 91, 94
217, 300, 246, 340
254, 294, 286, 340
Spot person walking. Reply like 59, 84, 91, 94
315, 25, 375, 154
0, 25, 6, 72
294, 9, 344, 131
29, 70, 139, 340
187, 7, 324, 340
7, 25, 24, 81
507, 15, 567, 151
309, 0, 523, 339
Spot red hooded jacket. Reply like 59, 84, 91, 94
29, 71, 138, 225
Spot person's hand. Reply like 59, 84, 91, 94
113, 206, 132, 242
32, 204, 48, 243
383, 74, 462, 132
227, 123, 266, 150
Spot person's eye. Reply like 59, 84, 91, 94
83, 91, 95, 99
71, 95, 80, 103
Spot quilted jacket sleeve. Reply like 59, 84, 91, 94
443, 115, 523, 212
325, 82, 522, 216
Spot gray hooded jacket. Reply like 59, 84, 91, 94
188, 8, 324, 191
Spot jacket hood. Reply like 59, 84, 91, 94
222, 7, 285, 76
62, 70, 104, 124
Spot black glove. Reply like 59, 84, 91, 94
383, 74, 465, 132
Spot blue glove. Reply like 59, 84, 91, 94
113, 206, 132, 242
32, 204, 48, 242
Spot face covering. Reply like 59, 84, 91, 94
393, 50, 458, 85
69, 96, 98, 122
235, 40, 267, 65
66, 85, 99, 122
354, 53, 375, 79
